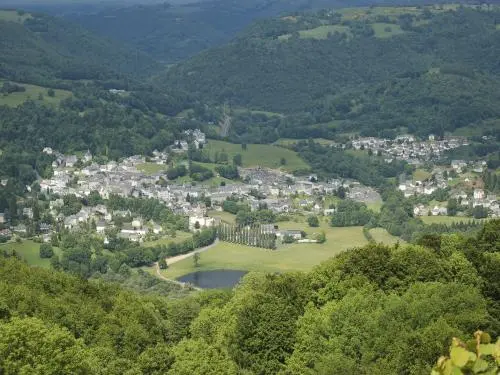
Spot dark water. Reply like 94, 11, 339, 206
177, 269, 248, 289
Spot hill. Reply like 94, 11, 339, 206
0, 10, 160, 87
0, 219, 499, 373
160, 5, 500, 139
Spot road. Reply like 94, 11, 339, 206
153, 238, 220, 289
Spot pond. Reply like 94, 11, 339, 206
177, 269, 248, 289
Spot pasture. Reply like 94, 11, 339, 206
162, 225, 369, 278
136, 162, 167, 175
203, 140, 310, 172
0, 10, 32, 23
369, 228, 402, 245
299, 25, 352, 40
0, 240, 61, 268
0, 81, 72, 107
142, 231, 193, 247
372, 23, 405, 38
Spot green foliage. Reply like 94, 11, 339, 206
39, 243, 54, 259
432, 331, 500, 375
331, 200, 376, 227
162, 7, 500, 139
307, 215, 319, 227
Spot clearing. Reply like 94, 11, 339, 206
0, 81, 72, 107
136, 162, 167, 175
161, 225, 368, 278
372, 23, 405, 38
203, 140, 310, 172
413, 168, 432, 182
0, 240, 61, 268
0, 10, 32, 23
369, 228, 402, 245
142, 231, 193, 247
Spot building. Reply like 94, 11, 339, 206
474, 189, 485, 201
276, 230, 302, 240
189, 216, 215, 231
0, 213, 5, 224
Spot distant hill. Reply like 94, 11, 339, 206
159, 5, 500, 138
0, 10, 160, 87
63, 0, 482, 63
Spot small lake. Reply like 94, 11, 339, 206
177, 269, 248, 289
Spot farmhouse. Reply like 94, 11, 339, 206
276, 230, 302, 240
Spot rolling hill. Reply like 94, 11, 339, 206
159, 5, 500, 139
0, 10, 160, 87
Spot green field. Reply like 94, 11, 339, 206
0, 240, 61, 268
0, 82, 72, 107
299, 25, 352, 40
369, 228, 402, 245
275, 138, 333, 147
208, 210, 237, 224
0, 10, 32, 23
162, 225, 369, 278
136, 162, 167, 175
421, 216, 482, 225
142, 231, 193, 247
413, 168, 432, 182
372, 23, 405, 38
203, 140, 310, 172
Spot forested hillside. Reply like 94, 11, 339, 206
0, 10, 159, 87
162, 5, 500, 138
1, 220, 499, 374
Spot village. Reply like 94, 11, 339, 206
0, 131, 498, 245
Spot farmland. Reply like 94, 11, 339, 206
0, 240, 61, 268
202, 140, 310, 172
0, 81, 72, 107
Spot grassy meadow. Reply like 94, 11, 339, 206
162, 225, 369, 278
0, 10, 32, 23
142, 231, 193, 247
0, 240, 61, 268
0, 81, 72, 107
372, 23, 405, 38
369, 228, 402, 245
136, 162, 167, 175
203, 140, 310, 172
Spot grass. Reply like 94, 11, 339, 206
0, 240, 61, 268
0, 10, 32, 23
142, 231, 193, 247
372, 23, 405, 38
136, 162, 167, 175
413, 168, 432, 182
421, 216, 482, 225
275, 138, 333, 147
162, 225, 369, 279
203, 140, 310, 172
369, 228, 402, 245
0, 81, 72, 107
207, 210, 237, 224
366, 201, 383, 213
233, 108, 284, 117
299, 25, 352, 40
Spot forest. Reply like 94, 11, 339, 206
0, 219, 499, 374
161, 6, 500, 139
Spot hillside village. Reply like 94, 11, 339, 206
0, 131, 498, 245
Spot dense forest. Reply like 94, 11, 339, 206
0, 12, 159, 87
161, 6, 500, 138
0, 219, 499, 374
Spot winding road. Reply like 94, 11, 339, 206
153, 238, 220, 289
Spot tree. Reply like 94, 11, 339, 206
158, 258, 168, 269
447, 198, 458, 216
47, 88, 55, 97
280, 157, 287, 166
241, 143, 247, 151
39, 243, 54, 258
307, 215, 319, 227
193, 252, 200, 268
233, 153, 242, 166
194, 221, 201, 230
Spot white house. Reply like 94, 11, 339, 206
474, 189, 485, 200
0, 213, 5, 224
189, 216, 215, 231
131, 218, 143, 228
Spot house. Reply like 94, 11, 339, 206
42, 147, 53, 155
474, 189, 485, 200
65, 155, 78, 168
0, 213, 5, 224
152, 224, 163, 234
260, 224, 277, 235
189, 216, 215, 231
12, 224, 27, 234
39, 223, 52, 233
96, 220, 107, 234
22, 208, 33, 219
276, 230, 302, 240
431, 206, 447, 216
131, 218, 143, 228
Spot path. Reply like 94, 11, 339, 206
153, 239, 220, 289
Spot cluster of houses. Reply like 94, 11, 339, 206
349, 135, 468, 164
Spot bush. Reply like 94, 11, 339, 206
39, 244, 54, 259
307, 215, 319, 227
